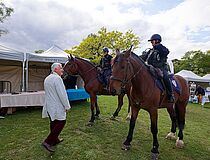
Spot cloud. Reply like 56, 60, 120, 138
1, 0, 210, 59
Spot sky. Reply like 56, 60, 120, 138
1, 0, 210, 60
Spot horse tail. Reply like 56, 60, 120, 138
174, 75, 189, 140
174, 75, 190, 102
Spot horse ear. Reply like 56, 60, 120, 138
124, 45, 133, 58
68, 54, 75, 61
68, 55, 71, 61
129, 45, 133, 52
116, 48, 120, 55
70, 54, 74, 60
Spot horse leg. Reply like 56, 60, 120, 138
95, 101, 100, 119
175, 101, 187, 148
122, 106, 140, 150
149, 109, 159, 159
87, 95, 96, 126
165, 104, 177, 140
111, 94, 124, 120
126, 95, 131, 121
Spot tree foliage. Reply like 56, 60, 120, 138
34, 50, 44, 54
0, 1, 14, 36
65, 27, 140, 64
173, 50, 210, 76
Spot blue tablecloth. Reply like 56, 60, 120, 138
66, 88, 90, 101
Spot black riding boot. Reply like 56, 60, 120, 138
163, 75, 175, 103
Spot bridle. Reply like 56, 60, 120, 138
65, 59, 96, 77
64, 59, 100, 86
110, 56, 144, 90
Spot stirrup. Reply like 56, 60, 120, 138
168, 95, 175, 103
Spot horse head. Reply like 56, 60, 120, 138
63, 54, 79, 75
110, 46, 133, 95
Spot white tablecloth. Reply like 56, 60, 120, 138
0, 91, 45, 108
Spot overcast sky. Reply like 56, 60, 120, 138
1, 0, 210, 59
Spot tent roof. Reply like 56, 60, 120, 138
202, 74, 210, 79
27, 45, 68, 63
41, 45, 68, 57
175, 70, 210, 82
0, 44, 25, 62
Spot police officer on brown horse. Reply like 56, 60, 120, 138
100, 47, 113, 89
140, 34, 175, 103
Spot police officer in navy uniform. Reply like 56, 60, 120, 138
140, 34, 175, 103
100, 47, 113, 88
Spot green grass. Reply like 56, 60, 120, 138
0, 96, 210, 160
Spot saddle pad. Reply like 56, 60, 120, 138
156, 74, 180, 94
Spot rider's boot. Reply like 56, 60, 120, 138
168, 94, 175, 103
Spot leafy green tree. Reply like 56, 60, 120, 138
65, 27, 140, 64
173, 50, 210, 76
0, 1, 14, 36
34, 50, 44, 54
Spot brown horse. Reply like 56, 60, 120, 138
109, 47, 189, 159
63, 54, 131, 125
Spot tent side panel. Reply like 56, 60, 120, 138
0, 66, 22, 92
28, 67, 50, 91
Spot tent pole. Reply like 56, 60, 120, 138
25, 59, 29, 92
22, 60, 25, 92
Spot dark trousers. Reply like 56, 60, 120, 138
44, 118, 66, 146
102, 69, 112, 86
162, 69, 173, 96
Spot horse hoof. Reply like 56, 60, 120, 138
176, 138, 184, 148
110, 116, 115, 120
121, 144, 131, 150
151, 152, 159, 160
86, 122, 94, 127
126, 116, 131, 121
95, 116, 100, 120
165, 132, 176, 140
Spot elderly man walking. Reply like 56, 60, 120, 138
42, 63, 71, 152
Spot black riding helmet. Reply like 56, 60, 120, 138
102, 47, 109, 53
148, 34, 162, 42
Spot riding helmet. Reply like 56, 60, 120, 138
102, 47, 109, 53
148, 34, 162, 42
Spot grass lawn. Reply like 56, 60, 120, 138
0, 96, 210, 160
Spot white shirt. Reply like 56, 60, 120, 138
42, 72, 71, 121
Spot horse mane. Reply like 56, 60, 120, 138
121, 50, 146, 66
130, 52, 146, 65
75, 57, 97, 68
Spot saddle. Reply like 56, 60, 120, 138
146, 64, 180, 94
147, 64, 163, 79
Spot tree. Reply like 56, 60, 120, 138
34, 50, 44, 54
173, 50, 210, 76
65, 27, 140, 64
0, 1, 14, 36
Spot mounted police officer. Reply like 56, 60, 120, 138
140, 34, 175, 103
99, 47, 113, 88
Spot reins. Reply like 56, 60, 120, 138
111, 56, 145, 89
66, 58, 100, 87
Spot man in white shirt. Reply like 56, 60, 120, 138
42, 63, 71, 152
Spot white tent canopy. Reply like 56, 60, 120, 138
26, 45, 68, 63
0, 44, 25, 61
0, 44, 25, 92
176, 70, 210, 82
25, 45, 69, 91
202, 74, 210, 80
0, 44, 85, 93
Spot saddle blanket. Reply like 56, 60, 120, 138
156, 74, 180, 94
